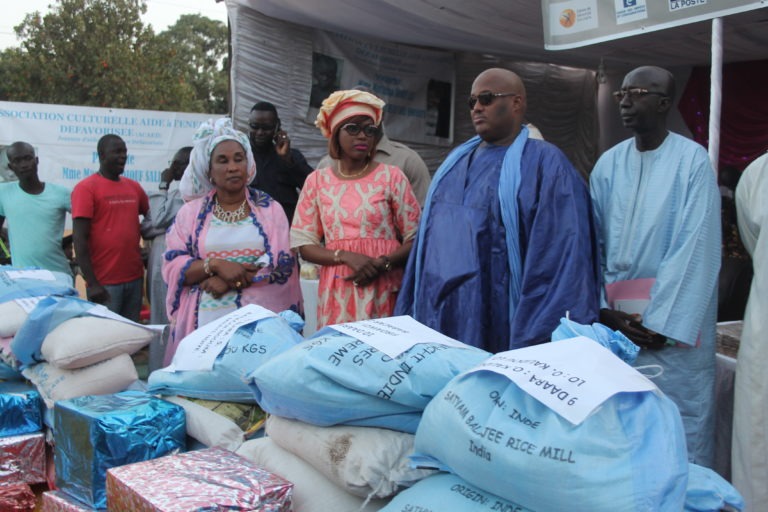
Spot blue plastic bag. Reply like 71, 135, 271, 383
411, 340, 689, 511
551, 316, 639, 364
148, 311, 303, 403
248, 329, 490, 433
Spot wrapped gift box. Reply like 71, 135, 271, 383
41, 490, 100, 511
0, 431, 46, 485
106, 447, 293, 511
0, 482, 37, 510
54, 391, 186, 509
0, 381, 43, 436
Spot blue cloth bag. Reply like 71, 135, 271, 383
0, 361, 23, 381
148, 310, 304, 403
248, 328, 490, 433
684, 463, 744, 511
380, 472, 533, 512
0, 266, 76, 303
411, 322, 689, 511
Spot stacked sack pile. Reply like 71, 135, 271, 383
147, 306, 306, 451
0, 264, 748, 511
0, 266, 165, 509
0, 268, 298, 510
382, 319, 746, 512
0, 267, 156, 428
239, 323, 491, 511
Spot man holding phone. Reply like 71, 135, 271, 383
247, 101, 313, 223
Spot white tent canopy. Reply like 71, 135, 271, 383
227, 0, 768, 68
223, 0, 768, 173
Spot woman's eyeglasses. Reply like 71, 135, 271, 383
467, 92, 518, 109
341, 123, 380, 137
612, 88, 669, 103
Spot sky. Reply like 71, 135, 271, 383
0, 0, 229, 50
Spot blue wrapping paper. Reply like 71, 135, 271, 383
54, 390, 186, 509
0, 382, 42, 437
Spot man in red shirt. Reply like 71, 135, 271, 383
72, 134, 149, 321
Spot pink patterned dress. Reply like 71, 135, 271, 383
291, 163, 420, 327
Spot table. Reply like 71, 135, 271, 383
300, 278, 319, 337
714, 352, 736, 481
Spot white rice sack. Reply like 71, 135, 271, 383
22, 353, 139, 408
41, 316, 154, 370
237, 437, 389, 512
266, 415, 435, 499
165, 395, 244, 452
0, 300, 28, 337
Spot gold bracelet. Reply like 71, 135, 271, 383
203, 257, 214, 276
333, 249, 341, 264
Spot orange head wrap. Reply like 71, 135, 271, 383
315, 90, 385, 138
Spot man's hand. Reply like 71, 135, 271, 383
274, 130, 293, 163
159, 167, 173, 189
599, 308, 664, 348
86, 283, 110, 305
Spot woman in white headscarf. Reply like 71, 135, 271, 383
162, 118, 301, 364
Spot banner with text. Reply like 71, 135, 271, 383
308, 31, 456, 145
0, 101, 212, 189
542, 0, 766, 50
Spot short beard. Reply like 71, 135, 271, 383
250, 135, 273, 152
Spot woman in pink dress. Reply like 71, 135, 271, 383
291, 90, 420, 327
163, 118, 301, 363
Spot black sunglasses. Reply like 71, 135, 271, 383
249, 123, 276, 131
467, 92, 518, 109
612, 88, 669, 103
341, 123, 380, 137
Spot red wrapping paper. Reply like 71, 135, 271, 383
0, 432, 46, 485
106, 447, 293, 511
40, 490, 95, 511
0, 482, 37, 511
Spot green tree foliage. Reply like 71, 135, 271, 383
156, 14, 229, 113
0, 0, 228, 113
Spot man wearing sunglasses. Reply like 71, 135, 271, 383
396, 68, 599, 354
247, 101, 313, 223
590, 66, 720, 468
